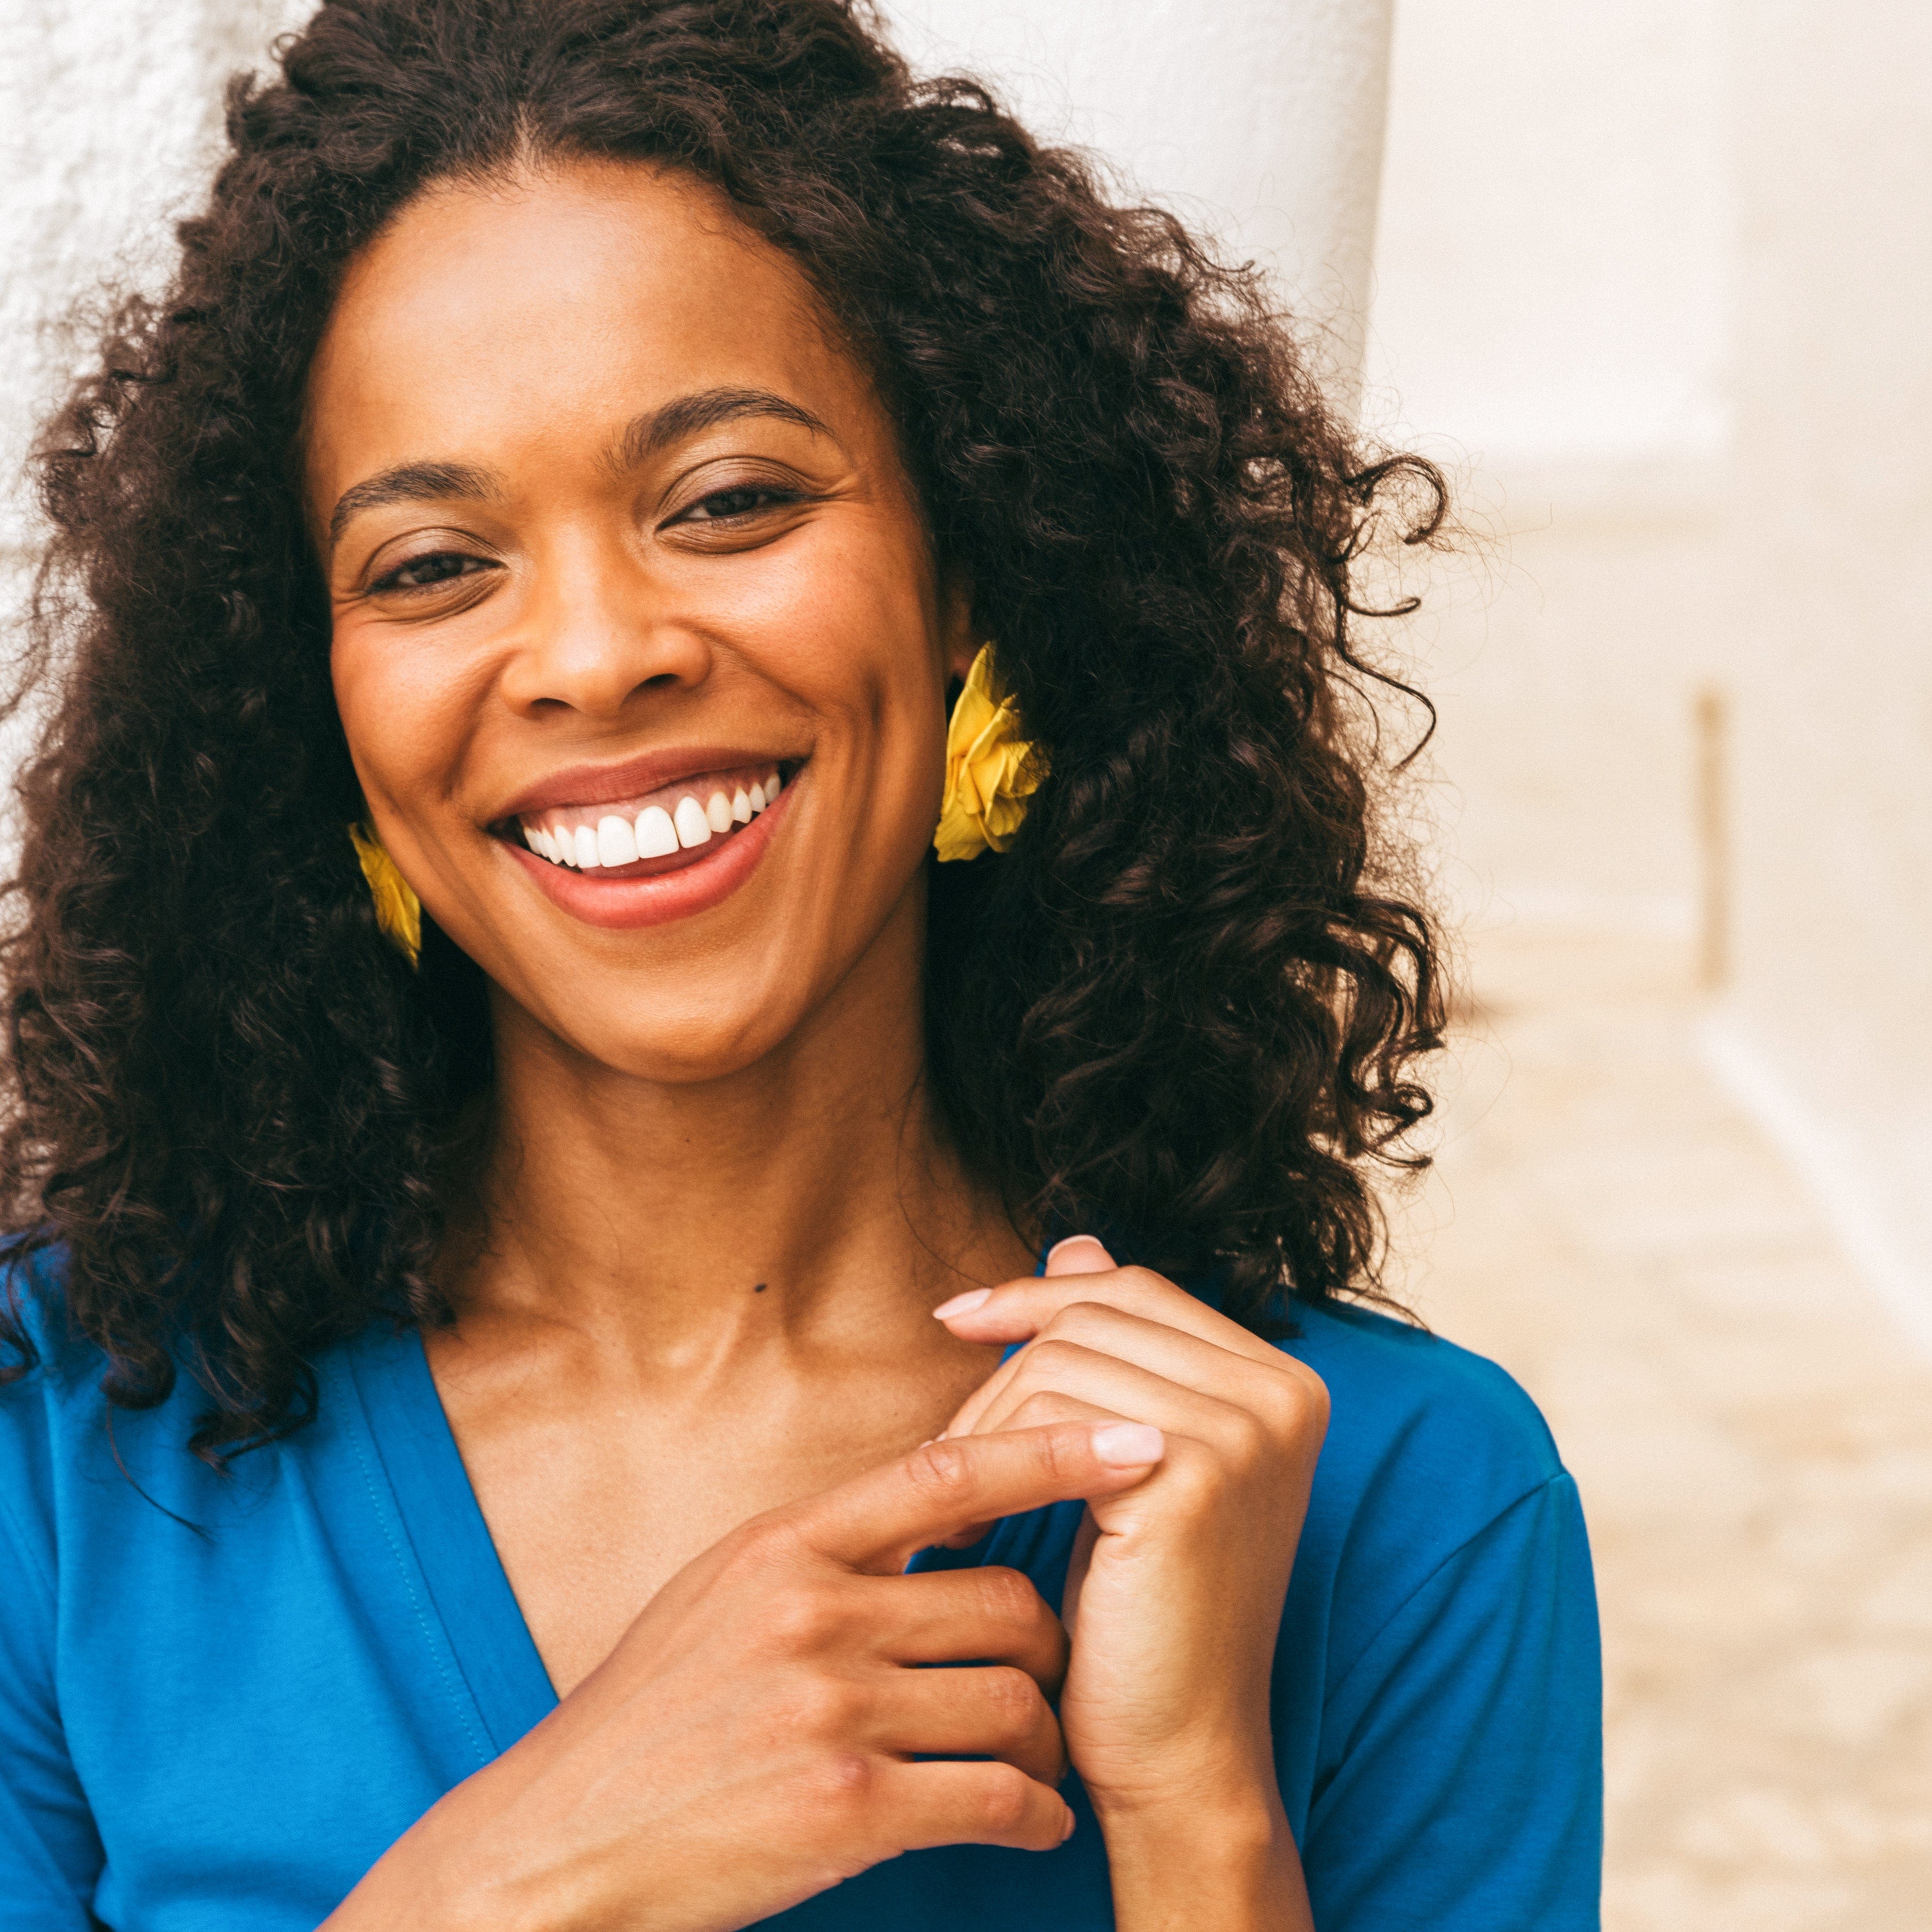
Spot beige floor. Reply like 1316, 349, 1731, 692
1396, 924, 1932, 1931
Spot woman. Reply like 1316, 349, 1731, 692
0, 3, 1600, 1927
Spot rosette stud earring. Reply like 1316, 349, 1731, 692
932, 644, 1045, 863
348, 821, 422, 967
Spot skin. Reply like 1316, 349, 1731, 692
307, 154, 1324, 1931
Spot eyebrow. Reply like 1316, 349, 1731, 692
327, 387, 832, 552
328, 460, 499, 548
607, 386, 832, 472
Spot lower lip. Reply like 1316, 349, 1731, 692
505, 781, 794, 930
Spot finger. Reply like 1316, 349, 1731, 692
935, 1393, 1125, 1549
936, 1266, 1283, 1367
968, 1344, 1248, 1454
945, 1298, 1294, 1443
878, 1758, 1075, 1854
781, 1421, 1165, 1575
1043, 1235, 1116, 1276
858, 1566, 1069, 1690
872, 1664, 1067, 1786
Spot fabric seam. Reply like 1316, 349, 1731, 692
1322, 1471, 1575, 1711
340, 1363, 493, 1770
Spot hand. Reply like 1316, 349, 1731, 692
325, 1421, 1168, 1932
934, 1241, 1328, 1929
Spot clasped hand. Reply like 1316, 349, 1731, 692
331, 1244, 1326, 1932
933, 1237, 1330, 1824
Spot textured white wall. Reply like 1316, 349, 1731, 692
1, 0, 1391, 575
1706, 1, 1932, 1323
1365, 0, 1731, 470
0, 0, 300, 568
881, 0, 1394, 389
1364, 0, 1932, 1327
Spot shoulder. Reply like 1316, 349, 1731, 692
0, 1242, 246, 1554
1272, 1296, 1584, 1657
0, 1242, 100, 1590
1278, 1293, 1563, 1510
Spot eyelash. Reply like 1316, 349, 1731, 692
368, 552, 491, 596
365, 484, 803, 594
675, 483, 803, 523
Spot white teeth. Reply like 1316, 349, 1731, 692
597, 815, 638, 867
523, 767, 786, 869
673, 795, 713, 848
635, 804, 678, 857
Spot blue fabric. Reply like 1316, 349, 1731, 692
0, 1245, 1601, 1929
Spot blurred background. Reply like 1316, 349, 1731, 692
3, 3, 1928, 1925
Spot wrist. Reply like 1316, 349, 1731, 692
1092, 1772, 1309, 1932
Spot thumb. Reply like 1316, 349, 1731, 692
1043, 1234, 1116, 1277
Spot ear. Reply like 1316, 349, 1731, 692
938, 570, 980, 688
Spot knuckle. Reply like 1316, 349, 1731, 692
1223, 1407, 1273, 1474
734, 1511, 814, 1576
975, 1565, 1044, 1628
774, 1669, 859, 1740
978, 1664, 1045, 1733
1026, 1336, 1086, 1377
1168, 1441, 1229, 1505
1011, 1389, 1074, 1429
974, 1763, 1037, 1837
1258, 1369, 1323, 1439
765, 1584, 837, 1655
805, 1749, 876, 1821
905, 1435, 976, 1502
1047, 1301, 1107, 1339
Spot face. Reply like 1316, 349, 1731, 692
307, 157, 973, 1083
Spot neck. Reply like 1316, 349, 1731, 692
445, 888, 1031, 1368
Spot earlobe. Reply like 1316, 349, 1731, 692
938, 572, 980, 687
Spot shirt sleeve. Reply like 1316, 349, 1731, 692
1302, 1472, 1603, 1931
0, 1395, 105, 1932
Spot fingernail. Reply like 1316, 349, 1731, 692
1045, 1235, 1112, 1269
932, 1287, 992, 1320
1060, 1808, 1077, 1843
1091, 1422, 1164, 1466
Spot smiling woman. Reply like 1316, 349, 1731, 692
0, 4, 1599, 1930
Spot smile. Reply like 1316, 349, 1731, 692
514, 762, 784, 876
495, 756, 802, 931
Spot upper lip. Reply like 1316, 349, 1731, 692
493, 747, 794, 821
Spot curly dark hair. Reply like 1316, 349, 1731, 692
1, 0, 1445, 1461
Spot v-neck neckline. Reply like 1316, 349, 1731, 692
341, 1323, 561, 1752
337, 1318, 1084, 1762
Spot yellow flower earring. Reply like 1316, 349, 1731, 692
933, 643, 1046, 863
348, 821, 423, 967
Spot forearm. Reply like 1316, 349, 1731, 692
1096, 1782, 1313, 1932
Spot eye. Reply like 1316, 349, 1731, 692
369, 551, 494, 594
676, 484, 802, 523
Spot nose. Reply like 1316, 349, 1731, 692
499, 529, 713, 717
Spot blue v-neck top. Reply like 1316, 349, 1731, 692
0, 1249, 1601, 1930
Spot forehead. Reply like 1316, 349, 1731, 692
304, 156, 879, 490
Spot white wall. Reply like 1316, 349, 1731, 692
1361, 0, 1733, 939
1365, 0, 1730, 471
1364, 0, 1932, 1331
1708, 0, 1932, 1329
0, 0, 300, 570
882, 0, 1394, 388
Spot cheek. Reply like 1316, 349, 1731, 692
750, 525, 950, 837
331, 621, 489, 814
